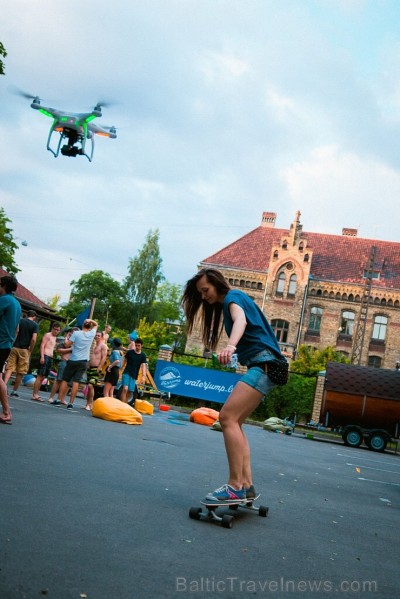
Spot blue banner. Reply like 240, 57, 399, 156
154, 360, 242, 404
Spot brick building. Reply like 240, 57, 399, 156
186, 211, 400, 369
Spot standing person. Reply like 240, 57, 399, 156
103, 324, 112, 345
103, 338, 123, 398
120, 338, 147, 404
57, 319, 98, 410
0, 275, 21, 424
48, 328, 78, 405
31, 322, 61, 402
4, 310, 39, 396
85, 330, 107, 410
181, 268, 286, 502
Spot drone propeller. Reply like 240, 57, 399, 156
8, 85, 42, 101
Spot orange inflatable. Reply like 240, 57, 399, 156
92, 397, 143, 425
190, 407, 219, 426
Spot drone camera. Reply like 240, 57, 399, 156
61, 145, 82, 157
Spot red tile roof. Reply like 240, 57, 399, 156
201, 226, 400, 289
0, 268, 51, 309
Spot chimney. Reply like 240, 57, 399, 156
261, 212, 276, 228
342, 228, 358, 237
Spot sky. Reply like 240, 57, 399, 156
1, 0, 400, 304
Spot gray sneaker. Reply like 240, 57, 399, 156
245, 484, 257, 499
10, 391, 19, 397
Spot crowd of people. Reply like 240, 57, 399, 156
0, 274, 148, 424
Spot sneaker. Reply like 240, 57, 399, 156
10, 391, 19, 397
66, 403, 73, 410
49, 399, 61, 405
245, 484, 257, 499
205, 484, 245, 502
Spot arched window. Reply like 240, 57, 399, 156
304, 254, 309, 262
299, 242, 304, 252
271, 319, 289, 343
340, 311, 355, 336
273, 250, 279, 258
372, 315, 387, 341
276, 272, 285, 296
282, 240, 288, 249
288, 274, 297, 297
309, 307, 323, 332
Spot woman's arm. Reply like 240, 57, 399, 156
218, 303, 247, 365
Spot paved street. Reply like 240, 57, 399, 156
1, 385, 399, 598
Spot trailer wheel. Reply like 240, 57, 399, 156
367, 433, 387, 453
343, 427, 363, 448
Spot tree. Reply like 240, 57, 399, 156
0, 42, 6, 75
152, 281, 183, 323
124, 229, 164, 326
0, 207, 20, 274
290, 345, 348, 376
62, 270, 123, 325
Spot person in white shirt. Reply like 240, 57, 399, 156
56, 319, 98, 410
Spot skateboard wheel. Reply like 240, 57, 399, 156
189, 507, 202, 520
258, 506, 269, 517
221, 515, 234, 529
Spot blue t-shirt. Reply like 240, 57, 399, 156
109, 349, 123, 368
0, 293, 22, 349
223, 289, 281, 364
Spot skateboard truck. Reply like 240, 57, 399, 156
189, 495, 269, 529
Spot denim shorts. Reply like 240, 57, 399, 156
240, 349, 277, 399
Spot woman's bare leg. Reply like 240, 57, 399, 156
218, 382, 262, 490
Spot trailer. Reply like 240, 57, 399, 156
321, 362, 400, 452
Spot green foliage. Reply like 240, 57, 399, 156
253, 373, 317, 422
0, 207, 20, 274
0, 42, 7, 75
151, 281, 183, 323
61, 270, 124, 326
124, 229, 164, 326
136, 318, 174, 349
290, 344, 349, 376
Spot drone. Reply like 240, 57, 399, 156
17, 91, 117, 162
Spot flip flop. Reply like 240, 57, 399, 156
31, 396, 45, 403
0, 416, 12, 425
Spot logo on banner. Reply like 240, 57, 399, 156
159, 366, 182, 389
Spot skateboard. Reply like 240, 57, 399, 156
189, 494, 269, 529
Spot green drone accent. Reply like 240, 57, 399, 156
39, 108, 54, 118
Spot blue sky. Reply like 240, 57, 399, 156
1, 0, 400, 303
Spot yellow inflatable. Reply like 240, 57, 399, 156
92, 397, 143, 425
135, 399, 154, 415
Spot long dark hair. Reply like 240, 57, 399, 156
181, 268, 231, 350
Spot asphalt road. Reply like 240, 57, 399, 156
1, 385, 399, 599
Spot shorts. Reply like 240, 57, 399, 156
56, 360, 68, 381
87, 366, 100, 385
0, 348, 11, 374
62, 360, 88, 383
121, 373, 136, 392
104, 366, 119, 387
37, 355, 53, 377
6, 348, 30, 375
240, 349, 277, 398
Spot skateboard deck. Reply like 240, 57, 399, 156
189, 494, 269, 528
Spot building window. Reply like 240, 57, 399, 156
309, 307, 323, 332
368, 355, 382, 368
288, 274, 297, 296
271, 319, 289, 343
372, 315, 387, 341
304, 253, 309, 262
340, 311, 355, 336
276, 272, 286, 296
